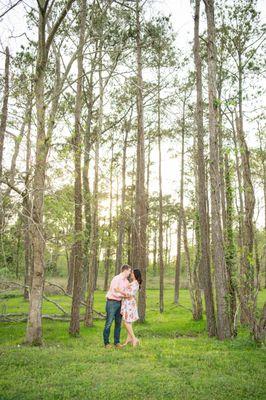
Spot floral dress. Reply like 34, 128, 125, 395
120, 281, 139, 323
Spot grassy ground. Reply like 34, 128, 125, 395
0, 288, 265, 400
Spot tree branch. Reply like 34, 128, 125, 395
45, 0, 77, 54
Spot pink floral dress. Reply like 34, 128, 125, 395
120, 281, 139, 323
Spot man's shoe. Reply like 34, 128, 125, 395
104, 344, 112, 349
115, 343, 123, 349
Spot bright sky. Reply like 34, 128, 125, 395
0, 0, 265, 241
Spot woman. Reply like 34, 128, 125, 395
115, 269, 142, 347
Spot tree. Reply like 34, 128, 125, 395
68, 0, 87, 336
193, 0, 216, 337
203, 0, 231, 339
26, 0, 76, 346
132, 0, 147, 322
0, 47, 10, 247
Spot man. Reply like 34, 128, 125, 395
103, 264, 131, 348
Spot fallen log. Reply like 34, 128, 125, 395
0, 280, 106, 319
0, 312, 105, 323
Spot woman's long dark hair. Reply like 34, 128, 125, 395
133, 269, 142, 288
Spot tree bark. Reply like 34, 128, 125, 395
66, 243, 75, 295
174, 99, 185, 304
133, 0, 147, 322
25, 0, 76, 346
204, 0, 231, 339
115, 119, 130, 274
235, 109, 256, 323
84, 37, 103, 327
224, 152, 237, 333
194, 0, 216, 336
69, 0, 86, 336
0, 47, 10, 253
157, 60, 164, 313
193, 0, 216, 337
104, 142, 114, 291
183, 210, 203, 320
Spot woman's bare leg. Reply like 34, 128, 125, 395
124, 322, 139, 346
122, 321, 133, 345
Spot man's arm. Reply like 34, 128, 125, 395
115, 285, 132, 299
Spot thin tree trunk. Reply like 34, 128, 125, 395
257, 129, 266, 288
84, 37, 102, 327
174, 99, 185, 304
168, 228, 172, 267
66, 243, 75, 295
69, 0, 86, 336
115, 120, 130, 274
23, 90, 33, 300
235, 107, 256, 323
0, 46, 9, 179
128, 160, 136, 266
193, 0, 216, 337
104, 142, 114, 291
133, 0, 147, 322
183, 210, 203, 320
254, 228, 260, 291
157, 56, 164, 313
146, 135, 151, 270
230, 114, 244, 258
0, 47, 10, 265
82, 60, 94, 298
152, 228, 157, 276
224, 152, 237, 334
16, 221, 22, 278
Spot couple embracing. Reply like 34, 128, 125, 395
103, 264, 142, 348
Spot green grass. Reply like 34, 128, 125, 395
0, 289, 265, 400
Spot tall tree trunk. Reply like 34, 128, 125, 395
26, 0, 75, 346
67, 243, 75, 295
152, 228, 157, 276
191, 138, 203, 321
25, 7, 47, 345
115, 120, 130, 274
183, 210, 203, 320
230, 114, 244, 261
253, 227, 260, 291
128, 160, 136, 266
146, 135, 151, 270
0, 46, 9, 179
132, 0, 147, 322
193, 0, 216, 337
82, 61, 94, 298
204, 0, 231, 339
257, 129, 266, 288
84, 38, 102, 327
69, 0, 86, 336
23, 90, 33, 300
168, 228, 172, 267
174, 99, 185, 304
157, 57, 164, 313
235, 109, 256, 322
224, 152, 237, 334
16, 220, 22, 278
0, 47, 10, 267
104, 142, 114, 291
164, 227, 169, 271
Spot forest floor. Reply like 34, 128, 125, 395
0, 288, 265, 400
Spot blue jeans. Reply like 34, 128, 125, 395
103, 299, 122, 345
